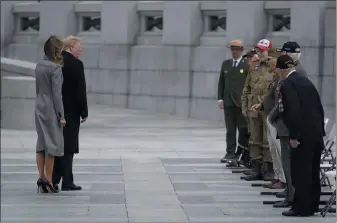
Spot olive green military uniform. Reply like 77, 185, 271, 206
241, 62, 275, 163
218, 58, 250, 158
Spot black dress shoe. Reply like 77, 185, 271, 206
273, 200, 292, 208
282, 209, 314, 217
220, 154, 237, 163
53, 184, 59, 192
62, 184, 82, 191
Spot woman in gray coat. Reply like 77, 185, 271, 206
35, 35, 66, 193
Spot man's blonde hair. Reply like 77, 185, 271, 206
63, 35, 81, 51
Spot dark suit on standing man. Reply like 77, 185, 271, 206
279, 68, 325, 216
53, 51, 88, 190
218, 57, 250, 161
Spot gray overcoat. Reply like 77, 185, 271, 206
35, 56, 64, 156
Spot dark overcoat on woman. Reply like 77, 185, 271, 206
52, 51, 88, 189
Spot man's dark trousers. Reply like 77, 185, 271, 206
290, 140, 322, 214
224, 107, 249, 156
279, 136, 294, 202
53, 154, 74, 186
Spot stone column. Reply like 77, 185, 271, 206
98, 1, 138, 107
38, 1, 77, 58
226, 1, 266, 48
290, 2, 326, 93
162, 1, 202, 118
1, 76, 36, 130
1, 1, 15, 56
291, 1, 334, 120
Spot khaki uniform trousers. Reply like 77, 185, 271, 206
266, 116, 286, 183
248, 111, 272, 162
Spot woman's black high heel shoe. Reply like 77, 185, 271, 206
37, 178, 48, 193
42, 179, 59, 193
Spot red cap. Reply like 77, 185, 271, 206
257, 39, 272, 51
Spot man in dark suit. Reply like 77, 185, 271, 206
275, 55, 325, 216
217, 40, 250, 163
53, 36, 88, 191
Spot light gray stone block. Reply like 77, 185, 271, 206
99, 44, 129, 70
131, 46, 192, 71
226, 1, 265, 46
174, 98, 190, 118
192, 72, 218, 98
1, 98, 35, 130
101, 1, 138, 44
190, 98, 223, 121
1, 57, 36, 77
1, 76, 36, 130
323, 47, 336, 76
130, 70, 190, 97
192, 47, 228, 72
321, 76, 336, 105
89, 69, 128, 94
1, 2, 15, 47
38, 1, 77, 42
8, 44, 39, 62
79, 45, 100, 69
291, 2, 326, 47
299, 47, 320, 75
2, 76, 36, 98
163, 2, 202, 46
324, 8, 336, 47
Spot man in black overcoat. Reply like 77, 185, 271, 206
276, 55, 325, 216
53, 40, 88, 191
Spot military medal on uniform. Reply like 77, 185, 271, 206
277, 83, 284, 112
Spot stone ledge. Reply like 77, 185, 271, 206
74, 1, 102, 13
1, 57, 36, 77
12, 2, 40, 14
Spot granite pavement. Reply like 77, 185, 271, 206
1, 105, 335, 222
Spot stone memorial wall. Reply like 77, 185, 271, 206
1, 1, 335, 121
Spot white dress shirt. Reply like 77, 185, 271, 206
232, 56, 243, 67
286, 69, 296, 78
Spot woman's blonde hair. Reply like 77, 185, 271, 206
44, 35, 64, 65
63, 35, 81, 51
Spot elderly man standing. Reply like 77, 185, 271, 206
241, 39, 275, 181
269, 41, 307, 207
276, 55, 325, 216
218, 40, 250, 163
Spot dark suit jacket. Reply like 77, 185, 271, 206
268, 64, 307, 137
217, 58, 249, 107
280, 71, 325, 144
62, 51, 88, 154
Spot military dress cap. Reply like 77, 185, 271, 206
229, 39, 243, 48
243, 48, 257, 58
276, 55, 295, 69
277, 41, 301, 53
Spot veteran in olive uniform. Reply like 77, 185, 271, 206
218, 40, 250, 163
241, 39, 275, 181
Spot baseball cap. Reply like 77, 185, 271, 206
256, 39, 272, 51
229, 39, 243, 48
276, 55, 295, 69
277, 41, 301, 53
